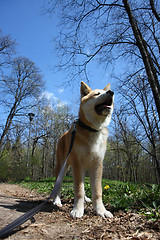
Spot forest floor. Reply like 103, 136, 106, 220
0, 183, 160, 240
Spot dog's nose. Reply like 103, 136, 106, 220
106, 90, 114, 96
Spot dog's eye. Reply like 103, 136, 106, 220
94, 92, 100, 96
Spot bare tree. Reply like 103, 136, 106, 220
0, 56, 44, 149
0, 30, 16, 69
30, 96, 73, 179
122, 0, 160, 121
150, 0, 160, 21
106, 110, 141, 182
44, 0, 160, 120
104, 111, 158, 183
118, 75, 160, 182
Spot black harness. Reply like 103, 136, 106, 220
76, 119, 99, 132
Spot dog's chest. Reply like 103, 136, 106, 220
76, 130, 108, 165
90, 132, 107, 158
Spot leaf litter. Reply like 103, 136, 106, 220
0, 183, 159, 240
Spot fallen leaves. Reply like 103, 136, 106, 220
0, 184, 160, 240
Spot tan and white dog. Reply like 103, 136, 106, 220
53, 81, 114, 218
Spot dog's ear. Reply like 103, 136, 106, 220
103, 83, 111, 91
81, 81, 91, 97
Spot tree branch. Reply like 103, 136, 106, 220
150, 0, 160, 22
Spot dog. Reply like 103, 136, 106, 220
53, 81, 114, 218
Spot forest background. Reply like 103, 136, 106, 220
0, 0, 159, 184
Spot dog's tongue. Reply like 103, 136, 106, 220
99, 104, 111, 110
104, 105, 111, 109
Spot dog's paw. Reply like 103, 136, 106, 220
94, 204, 113, 218
84, 195, 91, 203
70, 208, 84, 218
97, 209, 113, 218
53, 196, 62, 208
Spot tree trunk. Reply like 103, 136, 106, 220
122, 0, 160, 121
0, 102, 18, 149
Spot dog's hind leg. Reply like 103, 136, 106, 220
84, 195, 91, 203
53, 158, 69, 207
53, 137, 68, 207
53, 161, 64, 207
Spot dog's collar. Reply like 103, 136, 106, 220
75, 119, 99, 132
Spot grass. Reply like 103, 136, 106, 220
20, 176, 160, 220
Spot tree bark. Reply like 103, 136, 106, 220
122, 0, 160, 121
150, 0, 160, 22
0, 101, 18, 149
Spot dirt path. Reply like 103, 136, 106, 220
0, 183, 159, 240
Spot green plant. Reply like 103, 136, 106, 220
19, 177, 160, 218
140, 201, 160, 221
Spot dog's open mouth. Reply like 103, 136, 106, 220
95, 99, 112, 114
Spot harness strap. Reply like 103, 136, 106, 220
0, 128, 76, 239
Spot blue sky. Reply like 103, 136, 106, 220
0, 0, 118, 119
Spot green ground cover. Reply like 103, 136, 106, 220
20, 177, 160, 220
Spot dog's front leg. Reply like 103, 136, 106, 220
70, 164, 85, 218
89, 162, 113, 218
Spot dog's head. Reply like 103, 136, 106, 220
79, 81, 114, 129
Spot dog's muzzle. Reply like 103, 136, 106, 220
95, 90, 114, 115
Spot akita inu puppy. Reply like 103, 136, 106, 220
53, 81, 114, 218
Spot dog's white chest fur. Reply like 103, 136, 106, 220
76, 129, 108, 168
89, 130, 107, 159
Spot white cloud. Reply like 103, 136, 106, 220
41, 91, 68, 108
56, 101, 68, 108
41, 91, 58, 102
58, 88, 64, 94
